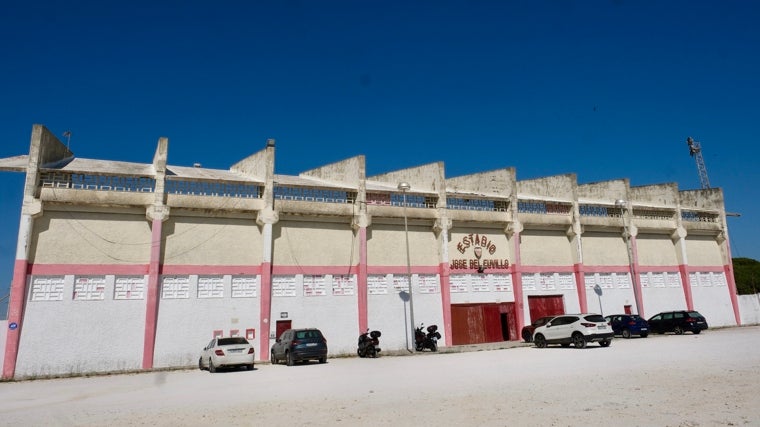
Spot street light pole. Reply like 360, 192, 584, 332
398, 182, 415, 352
615, 199, 641, 315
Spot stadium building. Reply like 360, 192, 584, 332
0, 124, 742, 379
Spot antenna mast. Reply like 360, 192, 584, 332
686, 137, 711, 189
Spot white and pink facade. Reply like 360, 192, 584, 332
0, 124, 742, 379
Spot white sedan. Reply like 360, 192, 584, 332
199, 337, 255, 372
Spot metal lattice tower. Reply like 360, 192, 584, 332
687, 137, 711, 189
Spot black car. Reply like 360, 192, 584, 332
271, 328, 328, 366
604, 314, 649, 338
647, 310, 708, 335
521, 316, 555, 342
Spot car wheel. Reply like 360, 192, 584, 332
209, 358, 216, 373
534, 334, 547, 349
522, 331, 532, 343
199, 357, 204, 371
640, 333, 648, 338
286, 351, 294, 366
599, 339, 611, 347
319, 357, 327, 364
247, 363, 254, 371
693, 329, 701, 335
622, 329, 631, 339
271, 350, 277, 365
572, 332, 586, 349
674, 325, 684, 335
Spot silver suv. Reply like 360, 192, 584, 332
533, 314, 613, 349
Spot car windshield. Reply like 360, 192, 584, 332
218, 337, 249, 346
686, 311, 703, 318
584, 314, 606, 322
295, 330, 322, 340
630, 315, 644, 321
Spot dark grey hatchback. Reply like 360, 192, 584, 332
647, 310, 708, 335
270, 328, 328, 366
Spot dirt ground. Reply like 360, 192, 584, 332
1, 325, 759, 426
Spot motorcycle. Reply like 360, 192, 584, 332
357, 329, 382, 358
415, 323, 441, 352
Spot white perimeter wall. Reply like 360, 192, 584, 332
739, 294, 760, 325
269, 274, 358, 356
154, 275, 261, 368
16, 275, 145, 378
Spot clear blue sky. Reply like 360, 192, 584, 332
2, 1, 759, 317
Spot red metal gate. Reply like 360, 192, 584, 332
451, 303, 516, 345
527, 295, 565, 322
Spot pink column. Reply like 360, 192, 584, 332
511, 232, 525, 337
357, 227, 368, 332
679, 264, 694, 311
260, 222, 274, 360
439, 261, 452, 345
723, 237, 741, 325
630, 236, 646, 318
3, 214, 33, 380
574, 263, 588, 313
142, 218, 163, 369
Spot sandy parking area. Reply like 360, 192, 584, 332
1, 326, 759, 426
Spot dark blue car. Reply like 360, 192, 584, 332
604, 314, 649, 338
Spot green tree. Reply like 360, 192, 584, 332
732, 257, 760, 295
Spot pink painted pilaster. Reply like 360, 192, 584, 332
630, 236, 646, 318
679, 264, 694, 311
260, 261, 272, 359
723, 238, 741, 325
2, 259, 29, 379
142, 218, 163, 369
574, 263, 588, 313
511, 232, 525, 337
357, 227, 368, 332
439, 261, 452, 345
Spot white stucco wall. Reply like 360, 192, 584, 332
519, 230, 574, 266
691, 281, 737, 327
164, 217, 262, 265
685, 236, 723, 266
269, 274, 359, 356
368, 224, 439, 266
640, 285, 688, 319
153, 275, 260, 368
273, 220, 357, 267
581, 232, 629, 266
637, 234, 678, 266
15, 275, 145, 378
739, 294, 760, 325
31, 211, 151, 264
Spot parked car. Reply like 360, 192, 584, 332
199, 337, 255, 373
521, 316, 555, 342
533, 314, 613, 349
647, 310, 708, 335
271, 328, 328, 366
604, 314, 649, 338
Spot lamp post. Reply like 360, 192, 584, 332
615, 199, 641, 315
398, 182, 415, 351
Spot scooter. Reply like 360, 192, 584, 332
357, 329, 382, 358
415, 323, 441, 352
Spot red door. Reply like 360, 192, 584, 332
275, 320, 291, 340
527, 295, 565, 322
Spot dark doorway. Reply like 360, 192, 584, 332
500, 313, 510, 341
